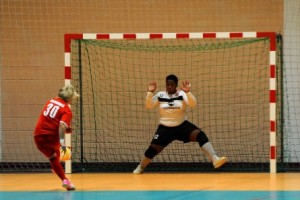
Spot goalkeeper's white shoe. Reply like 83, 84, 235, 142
213, 156, 228, 169
133, 164, 144, 174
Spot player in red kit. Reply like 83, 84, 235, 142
34, 84, 79, 190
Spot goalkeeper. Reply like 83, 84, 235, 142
33, 84, 79, 190
133, 74, 227, 174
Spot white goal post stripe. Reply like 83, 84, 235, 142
64, 32, 277, 174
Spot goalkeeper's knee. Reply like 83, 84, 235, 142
144, 146, 158, 159
196, 130, 209, 147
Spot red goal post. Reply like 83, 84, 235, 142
64, 32, 277, 173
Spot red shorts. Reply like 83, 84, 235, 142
34, 134, 60, 158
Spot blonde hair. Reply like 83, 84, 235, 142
58, 84, 79, 102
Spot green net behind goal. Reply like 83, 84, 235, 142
70, 37, 274, 172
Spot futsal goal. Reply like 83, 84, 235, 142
64, 32, 280, 173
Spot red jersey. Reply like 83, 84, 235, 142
34, 97, 72, 136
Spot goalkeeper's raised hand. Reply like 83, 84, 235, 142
148, 81, 157, 92
181, 80, 191, 93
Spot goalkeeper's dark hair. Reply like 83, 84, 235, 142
166, 74, 178, 86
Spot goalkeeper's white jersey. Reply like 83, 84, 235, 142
145, 90, 197, 127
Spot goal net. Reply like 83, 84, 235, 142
65, 32, 278, 173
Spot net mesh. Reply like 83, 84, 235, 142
70, 37, 272, 172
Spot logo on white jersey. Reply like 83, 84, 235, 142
168, 101, 175, 106
153, 134, 159, 139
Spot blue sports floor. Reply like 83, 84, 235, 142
1, 191, 300, 200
